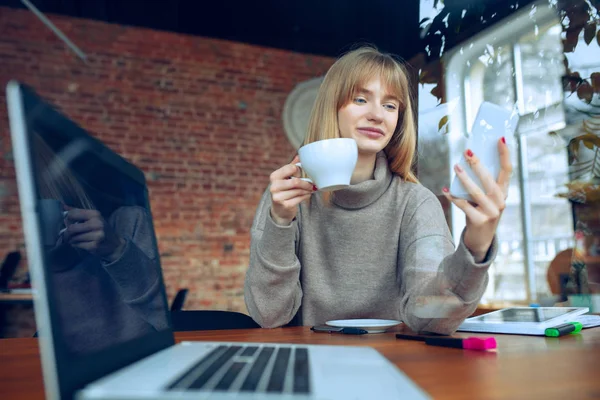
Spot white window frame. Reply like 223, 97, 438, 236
443, 1, 567, 303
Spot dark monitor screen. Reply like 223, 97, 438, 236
12, 82, 174, 399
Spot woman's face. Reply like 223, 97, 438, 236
337, 77, 400, 157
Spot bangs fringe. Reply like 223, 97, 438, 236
338, 54, 408, 111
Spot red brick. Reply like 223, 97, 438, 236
0, 7, 333, 336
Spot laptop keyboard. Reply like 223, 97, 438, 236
167, 345, 311, 394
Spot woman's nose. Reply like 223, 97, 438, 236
366, 104, 383, 122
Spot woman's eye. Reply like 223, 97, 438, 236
354, 97, 367, 104
384, 104, 398, 111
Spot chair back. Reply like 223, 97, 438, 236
170, 310, 261, 331
0, 251, 21, 289
547, 248, 572, 299
170, 288, 189, 311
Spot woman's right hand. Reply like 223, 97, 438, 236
269, 155, 316, 225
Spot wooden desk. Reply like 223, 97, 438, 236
1, 326, 599, 399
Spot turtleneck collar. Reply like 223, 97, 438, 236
332, 152, 393, 209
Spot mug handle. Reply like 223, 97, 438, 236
294, 162, 313, 184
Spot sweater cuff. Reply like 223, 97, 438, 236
256, 208, 298, 268
103, 239, 159, 302
446, 230, 497, 302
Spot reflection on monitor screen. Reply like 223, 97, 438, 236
32, 126, 169, 355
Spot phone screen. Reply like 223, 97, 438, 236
449, 101, 519, 202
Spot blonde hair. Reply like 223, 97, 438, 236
33, 132, 95, 210
304, 46, 419, 184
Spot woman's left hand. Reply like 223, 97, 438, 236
61, 207, 126, 263
442, 137, 512, 262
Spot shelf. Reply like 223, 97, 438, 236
0, 289, 33, 304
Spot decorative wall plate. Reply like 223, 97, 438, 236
282, 77, 324, 149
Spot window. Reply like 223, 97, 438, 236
443, 2, 573, 304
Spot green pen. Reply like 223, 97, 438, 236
544, 322, 583, 337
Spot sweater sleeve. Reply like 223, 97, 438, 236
244, 189, 303, 328
102, 206, 169, 331
398, 191, 497, 334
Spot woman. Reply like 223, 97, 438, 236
244, 46, 511, 334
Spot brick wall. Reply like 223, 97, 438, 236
0, 7, 333, 336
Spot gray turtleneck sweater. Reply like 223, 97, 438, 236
244, 152, 497, 334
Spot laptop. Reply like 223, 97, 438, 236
6, 80, 430, 400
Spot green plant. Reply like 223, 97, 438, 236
559, 0, 600, 107
419, 0, 600, 133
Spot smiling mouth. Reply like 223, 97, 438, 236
357, 128, 384, 137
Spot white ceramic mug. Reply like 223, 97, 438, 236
296, 138, 358, 192
38, 198, 64, 247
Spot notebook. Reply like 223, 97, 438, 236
457, 307, 589, 335
6, 80, 430, 400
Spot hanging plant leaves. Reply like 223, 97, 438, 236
419, 68, 438, 84
569, 140, 580, 164
575, 133, 600, 148
564, 27, 583, 52
583, 139, 596, 149
430, 84, 444, 104
557, 181, 600, 203
597, 29, 600, 46
584, 23, 597, 45
563, 73, 583, 93
577, 81, 594, 103
438, 115, 449, 133
591, 72, 600, 93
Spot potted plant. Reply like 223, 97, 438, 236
552, 0, 600, 304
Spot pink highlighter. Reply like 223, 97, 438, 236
425, 336, 496, 350
396, 333, 497, 351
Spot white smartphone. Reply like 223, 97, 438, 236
449, 101, 520, 202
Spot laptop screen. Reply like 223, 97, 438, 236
8, 82, 175, 399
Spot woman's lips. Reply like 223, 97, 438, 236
357, 127, 384, 138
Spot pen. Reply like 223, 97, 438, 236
340, 327, 368, 335
396, 333, 496, 351
544, 322, 583, 337
395, 333, 443, 341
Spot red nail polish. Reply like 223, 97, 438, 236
501, 136, 506, 144
466, 149, 473, 157
313, 185, 318, 191
455, 164, 463, 173
442, 187, 449, 193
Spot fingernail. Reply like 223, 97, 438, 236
313, 185, 318, 191
466, 149, 473, 158
455, 164, 463, 173
58, 228, 66, 235
442, 187, 449, 193
63, 211, 68, 217
501, 136, 506, 144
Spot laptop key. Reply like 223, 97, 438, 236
266, 347, 291, 393
214, 361, 246, 391
187, 346, 242, 389
240, 346, 258, 357
167, 345, 226, 389
293, 347, 310, 394
240, 346, 275, 392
